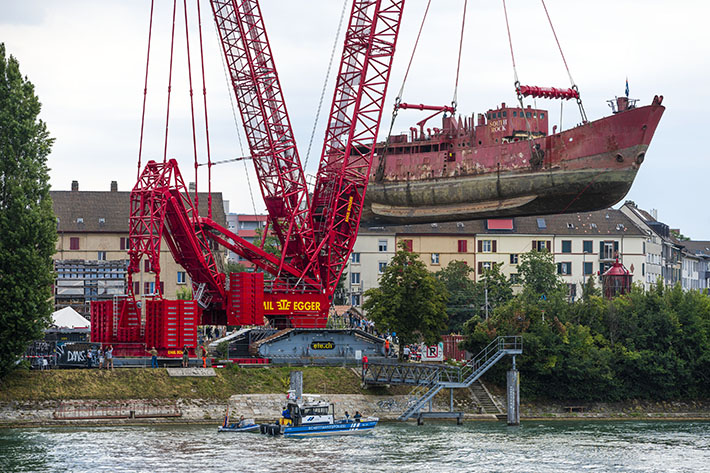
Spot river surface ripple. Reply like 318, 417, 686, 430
1, 420, 709, 472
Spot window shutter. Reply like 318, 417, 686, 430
133, 281, 140, 295
532, 240, 537, 251
160, 282, 164, 294
70, 237, 80, 250
492, 240, 497, 253
120, 237, 126, 250
478, 240, 483, 252
557, 263, 562, 274
478, 262, 483, 274
546, 240, 551, 252
144, 282, 150, 294
144, 260, 150, 272
600, 241, 604, 256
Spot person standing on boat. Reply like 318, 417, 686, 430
354, 411, 362, 422
344, 411, 350, 422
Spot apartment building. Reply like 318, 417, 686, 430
385, 209, 646, 300
343, 226, 396, 308
51, 180, 227, 316
225, 213, 268, 267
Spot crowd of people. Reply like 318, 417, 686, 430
84, 345, 114, 369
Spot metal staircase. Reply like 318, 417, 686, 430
398, 336, 522, 421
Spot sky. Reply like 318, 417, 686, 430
2, 0, 709, 238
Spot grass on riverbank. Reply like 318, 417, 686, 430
0, 366, 398, 402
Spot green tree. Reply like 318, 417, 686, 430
176, 286, 192, 300
472, 263, 513, 319
518, 250, 565, 302
0, 44, 57, 378
436, 260, 476, 333
363, 241, 449, 358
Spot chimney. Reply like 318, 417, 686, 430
110, 181, 118, 192
651, 209, 658, 220
189, 182, 196, 192
71, 180, 79, 191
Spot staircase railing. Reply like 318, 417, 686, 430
459, 336, 522, 384
398, 336, 522, 421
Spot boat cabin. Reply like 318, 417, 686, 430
284, 399, 335, 427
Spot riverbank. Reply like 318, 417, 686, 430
1, 367, 708, 427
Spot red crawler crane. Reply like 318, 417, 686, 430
92, 0, 405, 348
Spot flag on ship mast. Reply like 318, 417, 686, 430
625, 77, 629, 98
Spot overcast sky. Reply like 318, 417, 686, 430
2, 0, 709, 238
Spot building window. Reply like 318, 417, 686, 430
457, 240, 468, 253
402, 239, 413, 252
583, 240, 593, 253
601, 241, 618, 260
561, 240, 572, 253
97, 251, 106, 261
177, 271, 186, 284
351, 272, 360, 285
567, 283, 577, 302
144, 282, 155, 295
477, 261, 493, 274
510, 273, 520, 285
378, 262, 387, 274
378, 239, 388, 252
144, 260, 152, 273
351, 252, 360, 264
583, 262, 593, 275
478, 240, 497, 253
70, 237, 80, 250
133, 281, 140, 295
532, 240, 551, 252
510, 254, 519, 264
557, 262, 572, 275
351, 293, 361, 307
431, 253, 440, 265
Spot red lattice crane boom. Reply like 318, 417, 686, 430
120, 0, 405, 330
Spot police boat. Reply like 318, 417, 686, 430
260, 395, 378, 438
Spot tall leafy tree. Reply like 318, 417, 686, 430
0, 44, 57, 378
363, 242, 448, 358
436, 260, 476, 333
472, 263, 513, 319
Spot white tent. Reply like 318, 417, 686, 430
51, 307, 91, 330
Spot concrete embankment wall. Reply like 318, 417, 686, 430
1, 394, 499, 427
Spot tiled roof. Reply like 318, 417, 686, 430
51, 190, 226, 233
374, 209, 645, 237
681, 241, 710, 257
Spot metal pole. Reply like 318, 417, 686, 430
450, 388, 454, 412
507, 357, 520, 426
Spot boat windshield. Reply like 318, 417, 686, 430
301, 406, 329, 416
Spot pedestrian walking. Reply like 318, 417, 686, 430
201, 344, 208, 368
362, 354, 369, 377
98, 347, 105, 369
86, 348, 93, 369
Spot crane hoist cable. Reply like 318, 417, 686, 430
196, 0, 214, 219
137, 0, 155, 180
452, 0, 468, 111
163, 0, 178, 164
374, 0, 432, 182
304, 0, 349, 174
214, 17, 258, 218
182, 0, 200, 209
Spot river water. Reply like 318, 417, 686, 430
1, 421, 709, 472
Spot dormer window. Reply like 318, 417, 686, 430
99, 218, 106, 225
76, 217, 84, 224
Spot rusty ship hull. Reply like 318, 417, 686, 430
363, 97, 665, 225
